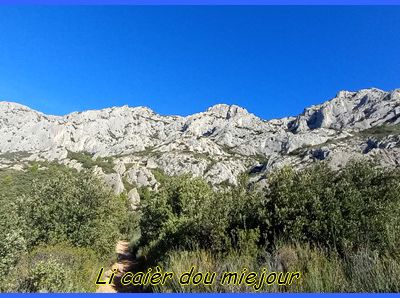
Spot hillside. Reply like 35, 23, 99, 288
2, 88, 400, 293
1, 88, 400, 200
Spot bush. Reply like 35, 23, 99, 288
261, 161, 400, 254
138, 159, 400, 292
0, 194, 27, 291
139, 175, 218, 261
2, 157, 400, 292
67, 151, 115, 174
21, 168, 130, 256
0, 163, 136, 290
8, 243, 102, 292
139, 174, 263, 262
154, 244, 400, 293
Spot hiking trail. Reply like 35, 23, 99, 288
96, 240, 143, 293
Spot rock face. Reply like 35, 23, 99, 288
1, 88, 400, 193
289, 89, 400, 132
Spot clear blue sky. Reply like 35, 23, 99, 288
0, 6, 399, 119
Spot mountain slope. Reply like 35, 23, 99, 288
1, 88, 400, 195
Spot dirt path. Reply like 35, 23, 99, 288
96, 240, 141, 293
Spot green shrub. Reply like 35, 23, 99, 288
139, 174, 265, 262
2, 156, 400, 292
260, 161, 400, 254
359, 123, 400, 139
8, 243, 102, 292
0, 164, 136, 292
154, 244, 400, 293
21, 168, 129, 256
0, 194, 27, 291
67, 151, 114, 174
137, 159, 400, 292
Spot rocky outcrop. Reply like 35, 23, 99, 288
128, 188, 140, 211
289, 88, 400, 133
1, 88, 400, 194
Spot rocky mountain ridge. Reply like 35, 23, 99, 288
1, 88, 400, 202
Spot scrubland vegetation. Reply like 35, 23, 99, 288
138, 160, 400, 292
0, 164, 134, 292
1, 160, 399, 292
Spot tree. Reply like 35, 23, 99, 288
22, 167, 130, 256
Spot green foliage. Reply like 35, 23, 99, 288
22, 168, 129, 256
2, 156, 400, 292
0, 164, 134, 291
139, 174, 264, 262
138, 159, 400, 292
0, 163, 68, 199
151, 168, 169, 184
359, 123, 400, 139
0, 165, 72, 288
261, 161, 400, 253
139, 175, 218, 261
155, 243, 400, 293
67, 151, 115, 174
0, 151, 31, 161
0, 194, 27, 290
15, 259, 73, 293
7, 243, 102, 292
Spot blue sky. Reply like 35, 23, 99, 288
0, 6, 399, 119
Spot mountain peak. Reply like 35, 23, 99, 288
1, 88, 399, 188
206, 104, 251, 119
0, 101, 34, 112
335, 88, 386, 99
107, 105, 156, 116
